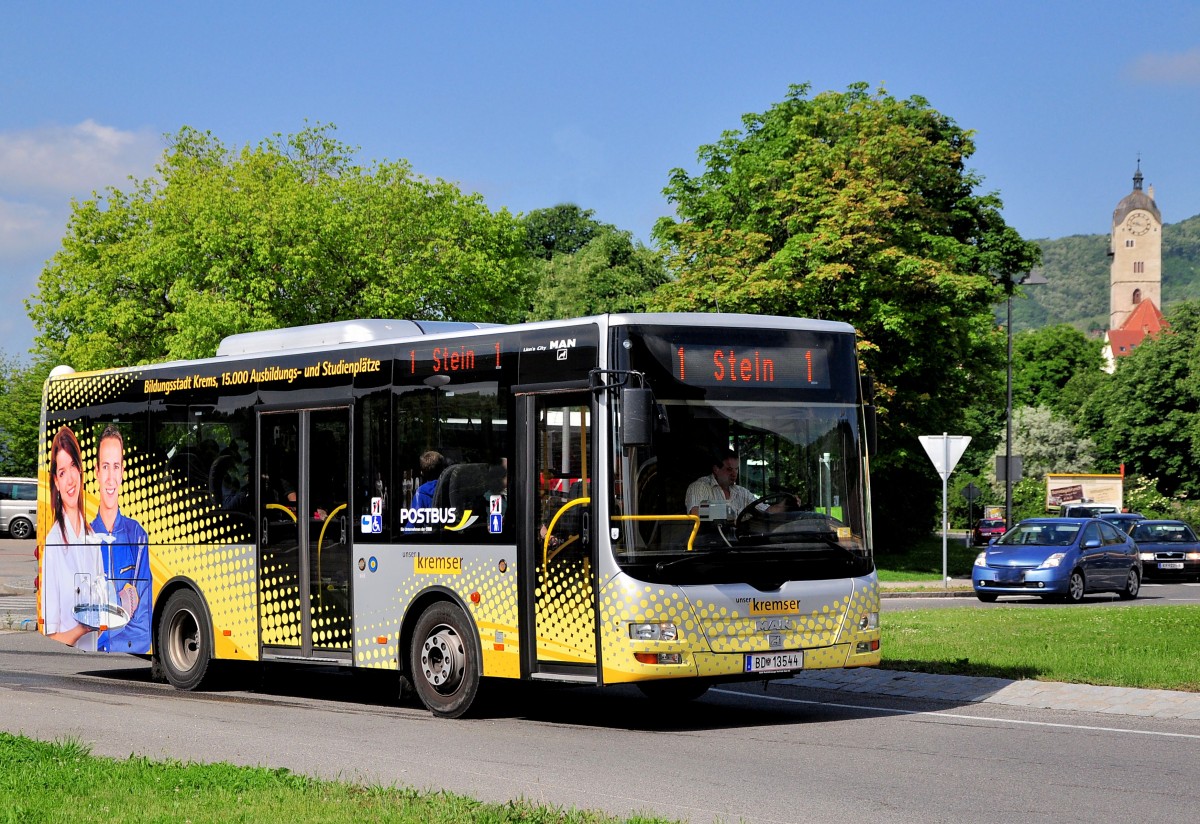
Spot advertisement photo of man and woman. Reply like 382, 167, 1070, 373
42, 423, 152, 654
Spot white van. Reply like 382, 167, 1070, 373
1060, 503, 1119, 518
0, 477, 37, 539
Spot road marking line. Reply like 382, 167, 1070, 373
712, 688, 1200, 740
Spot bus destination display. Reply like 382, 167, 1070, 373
674, 344, 830, 389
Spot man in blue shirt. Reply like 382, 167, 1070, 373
92, 425, 152, 654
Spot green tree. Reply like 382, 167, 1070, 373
1009, 476, 1049, 523
650, 83, 1040, 540
27, 124, 532, 370
525, 229, 669, 321
1080, 300, 1200, 497
0, 355, 47, 476
991, 405, 1097, 483
1011, 324, 1103, 414
522, 204, 614, 261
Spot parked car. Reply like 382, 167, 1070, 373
971, 518, 1007, 545
973, 517, 1141, 603
1099, 512, 1147, 534
1128, 520, 1200, 581
0, 477, 37, 540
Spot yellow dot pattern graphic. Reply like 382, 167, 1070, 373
352, 552, 522, 678
45, 371, 138, 413
597, 575, 881, 683
111, 447, 260, 661
534, 556, 597, 663
257, 556, 301, 647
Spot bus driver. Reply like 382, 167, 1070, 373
685, 449, 794, 520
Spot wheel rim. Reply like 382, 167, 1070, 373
420, 624, 465, 693
1127, 570, 1139, 596
11, 519, 31, 539
167, 609, 201, 673
1069, 572, 1085, 601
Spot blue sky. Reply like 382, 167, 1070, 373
3, 1, 1199, 360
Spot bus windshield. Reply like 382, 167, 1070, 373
610, 323, 873, 586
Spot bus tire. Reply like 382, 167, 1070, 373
410, 602, 480, 718
156, 588, 214, 691
637, 679, 710, 703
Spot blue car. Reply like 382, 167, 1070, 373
973, 518, 1142, 603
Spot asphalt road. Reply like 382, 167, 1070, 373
883, 580, 1200, 610
2, 629, 1199, 824
5, 536, 1200, 822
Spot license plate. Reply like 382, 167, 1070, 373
745, 651, 803, 673
1158, 562, 1184, 570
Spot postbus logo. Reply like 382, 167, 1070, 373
398, 507, 479, 531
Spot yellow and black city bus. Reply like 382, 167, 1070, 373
36, 313, 880, 716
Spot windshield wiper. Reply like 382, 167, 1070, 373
654, 544, 737, 572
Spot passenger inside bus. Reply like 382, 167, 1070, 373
412, 450, 447, 509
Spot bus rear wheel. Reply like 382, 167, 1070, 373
410, 602, 480, 718
155, 589, 214, 691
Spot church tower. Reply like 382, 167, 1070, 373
1109, 163, 1162, 329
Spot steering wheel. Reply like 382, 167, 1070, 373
734, 492, 800, 527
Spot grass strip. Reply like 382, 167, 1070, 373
883, 604, 1200, 691
0, 734, 675, 824
876, 534, 977, 581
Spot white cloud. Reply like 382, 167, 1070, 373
0, 121, 161, 357
0, 120, 161, 198
1127, 48, 1200, 86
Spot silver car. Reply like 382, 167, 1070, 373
0, 477, 37, 540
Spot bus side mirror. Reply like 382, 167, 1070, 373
864, 404, 877, 458
621, 387, 653, 447
860, 374, 877, 458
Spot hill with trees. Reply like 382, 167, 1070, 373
1011, 212, 1200, 334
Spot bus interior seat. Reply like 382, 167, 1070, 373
432, 463, 491, 519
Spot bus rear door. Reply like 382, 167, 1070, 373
257, 407, 353, 662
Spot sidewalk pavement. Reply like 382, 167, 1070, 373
785, 667, 1200, 720
4, 570, 1199, 720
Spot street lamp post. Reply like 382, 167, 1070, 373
1002, 269, 1047, 526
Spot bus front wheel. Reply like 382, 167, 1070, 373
155, 588, 214, 691
410, 602, 480, 718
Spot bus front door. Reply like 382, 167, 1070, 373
258, 407, 352, 662
519, 393, 598, 679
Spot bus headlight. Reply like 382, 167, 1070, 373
858, 612, 879, 631
629, 622, 678, 641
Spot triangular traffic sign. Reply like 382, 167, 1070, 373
918, 434, 971, 481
